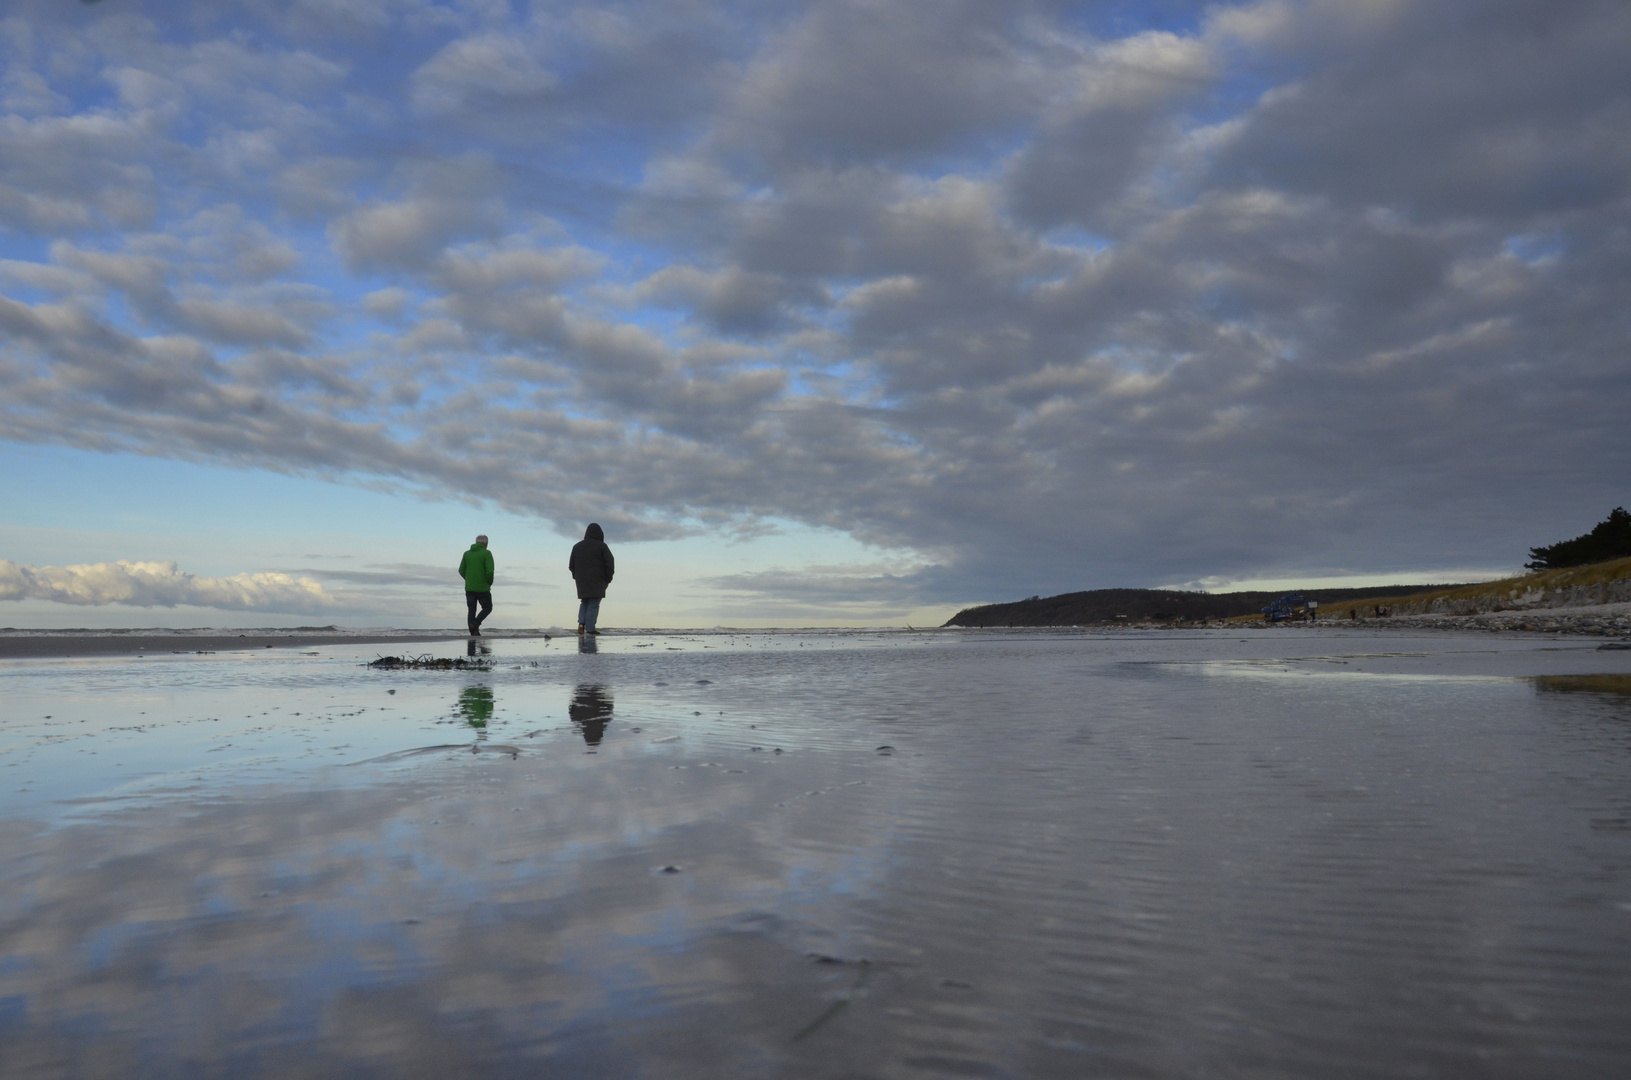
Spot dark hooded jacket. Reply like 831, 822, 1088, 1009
569, 523, 615, 600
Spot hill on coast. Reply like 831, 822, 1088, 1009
943, 584, 1473, 627
945, 555, 1631, 628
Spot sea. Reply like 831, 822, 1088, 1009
2, 627, 1629, 1078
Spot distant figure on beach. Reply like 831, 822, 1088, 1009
459, 534, 495, 637
569, 522, 614, 635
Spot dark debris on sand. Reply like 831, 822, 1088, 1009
366, 654, 493, 670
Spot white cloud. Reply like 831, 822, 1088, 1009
0, 560, 338, 613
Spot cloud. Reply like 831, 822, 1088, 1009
411, 34, 558, 118
711, 0, 1049, 172
697, 561, 937, 619
632, 265, 825, 335
0, 0, 1628, 612
1006, 30, 1214, 228
0, 560, 338, 613
331, 196, 503, 273
1207, 0, 1631, 219
288, 562, 556, 591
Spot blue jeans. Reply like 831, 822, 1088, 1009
465, 591, 492, 629
577, 597, 601, 632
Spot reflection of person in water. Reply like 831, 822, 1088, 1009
569, 684, 613, 745
457, 685, 494, 736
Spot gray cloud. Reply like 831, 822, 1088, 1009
411, 33, 559, 119
697, 562, 936, 620
1007, 29, 1214, 228
1209, 0, 1631, 220
0, 0, 1628, 612
710, 0, 1050, 172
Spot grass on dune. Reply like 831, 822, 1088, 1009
1230, 555, 1631, 622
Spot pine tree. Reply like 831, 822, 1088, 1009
1525, 507, 1631, 570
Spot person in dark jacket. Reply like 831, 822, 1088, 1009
458, 534, 495, 636
569, 522, 614, 635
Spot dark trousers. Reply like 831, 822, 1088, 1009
466, 591, 493, 629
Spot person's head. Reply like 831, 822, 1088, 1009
475, 534, 488, 546
584, 522, 603, 541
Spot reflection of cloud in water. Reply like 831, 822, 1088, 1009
569, 684, 613, 745
0, 748, 890, 1076
4, 632, 1630, 1076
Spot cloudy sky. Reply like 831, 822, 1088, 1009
0, 0, 1626, 628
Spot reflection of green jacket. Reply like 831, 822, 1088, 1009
458, 544, 494, 592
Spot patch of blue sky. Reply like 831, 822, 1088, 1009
1040, 225, 1113, 254
834, 370, 892, 409
784, 363, 857, 401
1063, 0, 1212, 42
1194, 278, 1259, 324
0, 444, 413, 551
0, 234, 56, 268
891, 128, 1038, 186
0, 273, 65, 311
503, 172, 639, 244
291, 33, 440, 95
310, 316, 406, 359
83, 291, 141, 340
1191, 68, 1298, 132
29, 66, 117, 118
1089, 342, 1168, 375
1503, 233, 1565, 265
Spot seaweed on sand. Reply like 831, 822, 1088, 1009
366, 654, 493, 670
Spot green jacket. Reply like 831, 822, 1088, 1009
458, 543, 494, 592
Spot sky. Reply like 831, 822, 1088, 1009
0, 0, 1627, 629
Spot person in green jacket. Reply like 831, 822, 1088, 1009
458, 535, 495, 636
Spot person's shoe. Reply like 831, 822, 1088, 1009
587, 629, 600, 635
467, 622, 477, 636
472, 625, 482, 637
577, 623, 585, 635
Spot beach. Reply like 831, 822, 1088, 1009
2, 628, 1630, 1077
1316, 601, 1631, 637
0, 629, 480, 661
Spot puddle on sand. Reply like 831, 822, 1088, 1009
1, 629, 1630, 1077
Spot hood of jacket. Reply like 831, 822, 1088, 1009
584, 523, 604, 541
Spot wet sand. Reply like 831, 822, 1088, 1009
0, 630, 518, 659
2, 628, 1629, 1078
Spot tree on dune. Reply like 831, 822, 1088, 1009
1526, 508, 1631, 570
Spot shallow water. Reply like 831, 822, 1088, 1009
2, 629, 1630, 1078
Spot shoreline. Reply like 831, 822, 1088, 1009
0, 631, 491, 660
2, 612, 1626, 661
1293, 599, 1631, 638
